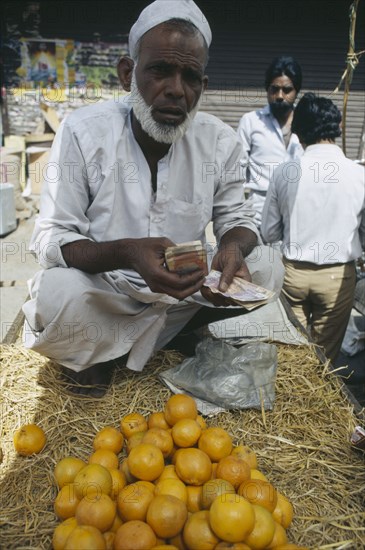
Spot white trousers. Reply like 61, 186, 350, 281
23, 245, 284, 372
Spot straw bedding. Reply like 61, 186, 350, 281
0, 342, 364, 549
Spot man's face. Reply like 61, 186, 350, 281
267, 75, 297, 117
131, 24, 208, 143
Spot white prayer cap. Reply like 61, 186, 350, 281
129, 0, 212, 59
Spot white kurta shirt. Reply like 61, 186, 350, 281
32, 98, 258, 277
261, 144, 365, 264
237, 105, 303, 194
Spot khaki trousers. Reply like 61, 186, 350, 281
282, 259, 356, 362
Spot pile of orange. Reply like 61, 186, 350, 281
50, 394, 309, 550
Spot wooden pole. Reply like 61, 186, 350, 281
342, 0, 360, 156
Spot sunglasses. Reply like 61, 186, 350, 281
268, 85, 295, 94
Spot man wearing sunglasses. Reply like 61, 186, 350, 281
237, 56, 303, 227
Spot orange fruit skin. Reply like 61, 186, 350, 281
93, 426, 124, 454
114, 520, 157, 550
272, 492, 294, 529
64, 525, 106, 550
126, 431, 147, 454
148, 411, 171, 430
76, 493, 117, 533
215, 543, 251, 549
186, 484, 203, 513
73, 463, 113, 500
198, 427, 233, 462
120, 457, 137, 484
146, 494, 188, 539
127, 443, 165, 481
238, 478, 278, 513
164, 394, 198, 426
174, 448, 212, 486
266, 521, 288, 549
183, 510, 220, 549
209, 493, 255, 543
171, 418, 202, 448
109, 468, 127, 500
52, 517, 78, 550
103, 530, 115, 550
120, 413, 148, 439
156, 464, 180, 483
215, 455, 251, 490
54, 457, 86, 488
250, 469, 269, 482
89, 448, 119, 470
200, 478, 236, 510
154, 477, 188, 504
231, 445, 258, 469
54, 484, 80, 520
117, 482, 154, 522
13, 424, 46, 456
244, 504, 276, 549
142, 427, 174, 458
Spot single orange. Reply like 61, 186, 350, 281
146, 494, 188, 539
200, 478, 236, 509
117, 481, 154, 522
148, 411, 171, 430
272, 492, 294, 529
74, 463, 113, 500
156, 464, 180, 483
174, 447, 212, 486
244, 504, 276, 549
13, 424, 46, 456
64, 525, 106, 550
183, 510, 220, 549
54, 483, 80, 520
54, 457, 86, 488
215, 455, 251, 490
126, 431, 147, 454
76, 493, 116, 533
89, 448, 119, 470
195, 415, 207, 430
238, 478, 277, 513
266, 521, 288, 548
135, 480, 156, 493
109, 468, 127, 499
154, 477, 188, 504
186, 484, 203, 513
52, 517, 78, 550
109, 512, 124, 533
93, 426, 124, 454
114, 520, 157, 550
120, 413, 148, 439
164, 394, 198, 426
231, 444, 258, 469
209, 493, 255, 543
127, 443, 164, 481
142, 428, 174, 458
250, 469, 269, 482
119, 457, 136, 484
171, 418, 201, 448
198, 427, 233, 462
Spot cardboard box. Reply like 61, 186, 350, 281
27, 147, 51, 194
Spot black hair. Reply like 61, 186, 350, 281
292, 92, 342, 145
265, 56, 302, 92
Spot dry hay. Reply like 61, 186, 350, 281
0, 342, 364, 550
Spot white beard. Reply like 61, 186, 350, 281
129, 69, 202, 144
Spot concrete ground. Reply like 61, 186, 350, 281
1, 214, 364, 409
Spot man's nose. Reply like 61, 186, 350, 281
166, 73, 184, 97
276, 89, 284, 101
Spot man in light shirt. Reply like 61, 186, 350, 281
261, 93, 365, 362
23, 0, 284, 396
237, 56, 303, 227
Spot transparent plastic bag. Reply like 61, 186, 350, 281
160, 338, 278, 411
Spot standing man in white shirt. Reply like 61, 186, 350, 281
22, 0, 284, 397
237, 56, 303, 226
261, 92, 365, 362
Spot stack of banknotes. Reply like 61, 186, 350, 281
165, 240, 208, 274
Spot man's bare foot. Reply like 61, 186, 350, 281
61, 361, 115, 398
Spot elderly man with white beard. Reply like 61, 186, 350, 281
23, 0, 284, 397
